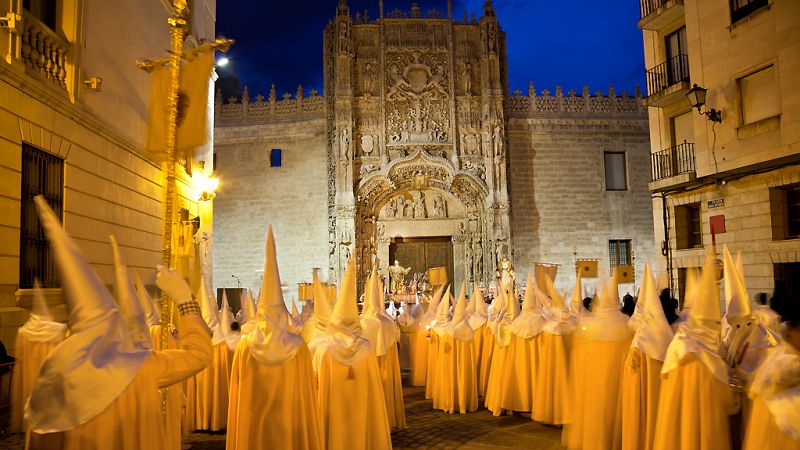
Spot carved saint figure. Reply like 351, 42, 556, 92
492, 126, 505, 157
413, 192, 426, 219
432, 193, 446, 218
463, 133, 479, 155
495, 253, 516, 289
363, 63, 374, 96
388, 260, 411, 294
394, 196, 406, 218
462, 63, 472, 94
338, 22, 349, 53
465, 244, 474, 281
339, 128, 350, 161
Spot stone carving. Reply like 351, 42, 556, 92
339, 127, 350, 161
412, 192, 426, 218
492, 126, 505, 157
461, 62, 473, 95
360, 134, 375, 156
359, 163, 379, 178
432, 193, 446, 218
465, 241, 474, 281
461, 133, 481, 155
389, 260, 411, 294
363, 62, 374, 96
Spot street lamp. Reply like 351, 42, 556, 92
686, 84, 722, 123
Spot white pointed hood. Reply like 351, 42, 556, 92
198, 278, 224, 346
492, 282, 519, 347
245, 226, 303, 366
19, 280, 67, 343
25, 196, 150, 433
110, 235, 151, 351
432, 285, 453, 336
467, 283, 488, 330
630, 263, 673, 362
510, 272, 547, 339
238, 288, 257, 335
576, 270, 631, 342
219, 290, 239, 351
134, 272, 160, 328
662, 249, 727, 383
446, 283, 473, 341
360, 268, 400, 356
310, 257, 372, 369
542, 274, 576, 336
301, 271, 335, 343
420, 283, 447, 328
568, 271, 584, 320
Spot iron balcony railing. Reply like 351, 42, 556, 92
646, 54, 690, 97
651, 142, 695, 182
640, 0, 669, 19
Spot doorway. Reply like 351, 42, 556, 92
389, 236, 454, 285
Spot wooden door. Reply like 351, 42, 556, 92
389, 236, 454, 284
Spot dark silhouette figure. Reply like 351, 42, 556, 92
621, 293, 635, 316
659, 288, 679, 325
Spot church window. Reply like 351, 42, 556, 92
270, 149, 282, 167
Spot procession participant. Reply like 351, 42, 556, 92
25, 196, 212, 450
484, 281, 521, 415
226, 226, 322, 450
420, 284, 447, 398
466, 283, 492, 397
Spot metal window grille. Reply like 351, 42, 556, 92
19, 144, 63, 289
609, 240, 631, 269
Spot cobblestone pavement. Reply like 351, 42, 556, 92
1, 386, 564, 449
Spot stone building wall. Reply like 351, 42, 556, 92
212, 95, 329, 297
507, 86, 656, 293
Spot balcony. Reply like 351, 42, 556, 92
645, 54, 690, 108
19, 10, 70, 94
638, 0, 685, 30
649, 142, 696, 192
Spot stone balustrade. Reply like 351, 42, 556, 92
506, 83, 646, 118
20, 10, 69, 92
215, 85, 324, 124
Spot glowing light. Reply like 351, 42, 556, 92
192, 172, 219, 201
217, 56, 229, 67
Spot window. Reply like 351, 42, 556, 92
731, 0, 768, 23
270, 149, 282, 167
671, 111, 695, 147
609, 239, 631, 269
675, 203, 702, 249
20, 144, 64, 289
665, 27, 688, 86
772, 185, 800, 240
740, 66, 779, 125
604, 152, 627, 191
23, 0, 57, 30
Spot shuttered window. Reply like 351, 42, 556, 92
604, 152, 627, 191
740, 66, 779, 125
672, 111, 695, 146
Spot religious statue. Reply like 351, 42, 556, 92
495, 253, 516, 289
432, 193, 446, 218
339, 128, 350, 161
462, 62, 472, 94
388, 260, 411, 294
465, 244, 474, 281
363, 63, 374, 96
394, 196, 405, 218
492, 126, 505, 157
413, 192, 426, 218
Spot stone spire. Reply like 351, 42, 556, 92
484, 0, 496, 17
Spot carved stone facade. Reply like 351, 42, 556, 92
213, 1, 654, 294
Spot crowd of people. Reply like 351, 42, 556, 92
7, 195, 800, 449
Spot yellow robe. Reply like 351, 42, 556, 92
477, 326, 494, 398
485, 335, 534, 415
399, 326, 427, 387
531, 332, 570, 425
563, 336, 630, 450
193, 342, 232, 431
743, 395, 800, 450
316, 353, 392, 450
652, 354, 735, 450
377, 344, 407, 430
425, 332, 439, 398
226, 342, 323, 450
620, 347, 663, 450
432, 334, 478, 414
26, 314, 212, 450
149, 325, 184, 450
10, 335, 59, 433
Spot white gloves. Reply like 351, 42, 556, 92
155, 265, 193, 304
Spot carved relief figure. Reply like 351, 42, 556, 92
432, 193, 446, 218
394, 196, 406, 218
462, 62, 472, 94
492, 126, 505, 157
339, 128, 350, 160
413, 192, 426, 218
465, 243, 474, 281
360, 134, 374, 156
338, 21, 349, 53
363, 63, 374, 96
462, 133, 480, 155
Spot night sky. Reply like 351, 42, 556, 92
215, 0, 645, 100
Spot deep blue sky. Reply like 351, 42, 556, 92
216, 0, 645, 99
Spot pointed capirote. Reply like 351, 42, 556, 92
544, 274, 564, 309
19, 279, 67, 343
521, 272, 536, 312
569, 271, 583, 317
431, 284, 452, 335
198, 277, 224, 345
243, 288, 257, 324
690, 250, 722, 326
330, 256, 361, 334
291, 297, 300, 320
467, 283, 488, 330
133, 271, 160, 327
593, 268, 621, 313
421, 283, 447, 327
246, 225, 302, 365
219, 289, 239, 350
631, 263, 673, 361
363, 267, 381, 316
313, 270, 333, 328
361, 266, 400, 355
26, 196, 149, 433
723, 245, 751, 320
110, 234, 151, 350
447, 282, 474, 341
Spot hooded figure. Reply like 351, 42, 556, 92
25, 196, 212, 450
484, 281, 526, 416
396, 292, 418, 380
237, 289, 257, 335
653, 250, 737, 450
289, 298, 303, 334
191, 278, 232, 431
10, 281, 67, 433
432, 283, 479, 414
219, 291, 240, 351
620, 263, 674, 450
310, 257, 392, 450
226, 226, 322, 450
300, 271, 334, 346
360, 269, 406, 430
422, 284, 448, 398
467, 283, 493, 398
563, 269, 632, 450
532, 273, 573, 425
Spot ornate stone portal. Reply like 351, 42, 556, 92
325, 1, 512, 288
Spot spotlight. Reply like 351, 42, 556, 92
217, 56, 229, 67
